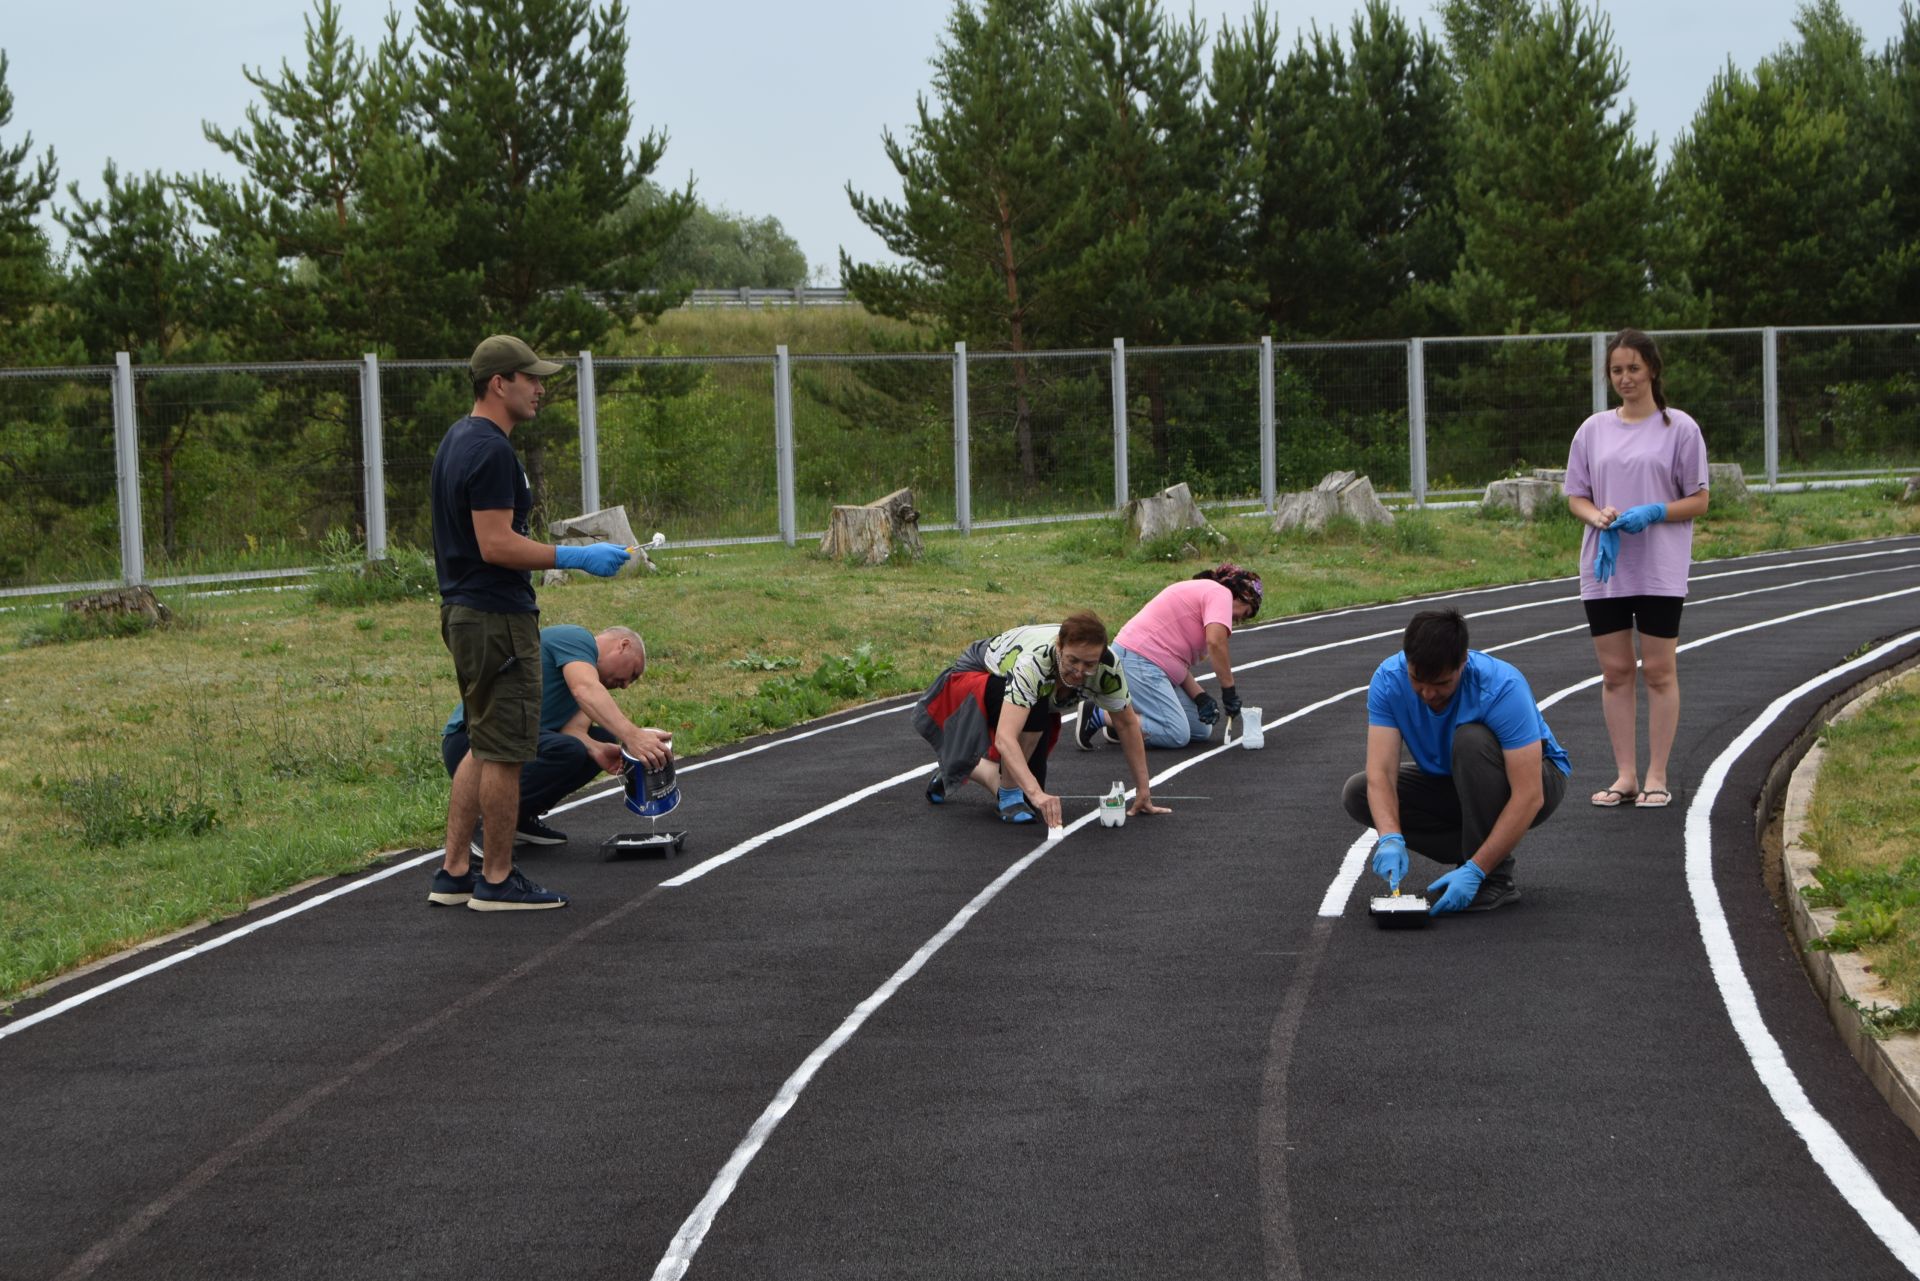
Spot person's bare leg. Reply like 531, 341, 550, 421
1591, 630, 1640, 802
444, 751, 480, 876
1639, 633, 1680, 797
478, 758, 521, 883
994, 730, 1044, 793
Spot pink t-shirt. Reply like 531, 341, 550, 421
1114, 579, 1236, 684
1564, 407, 1710, 599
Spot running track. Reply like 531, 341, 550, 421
4, 537, 1920, 1280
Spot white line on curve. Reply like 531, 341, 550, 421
1687, 632, 1920, 1273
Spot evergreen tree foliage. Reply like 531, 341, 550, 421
1441, 0, 1661, 333
0, 51, 60, 358
1660, 0, 1915, 325
1436, 0, 1534, 71
622, 182, 810, 288
411, 0, 692, 352
188, 2, 470, 357
1212, 0, 1456, 339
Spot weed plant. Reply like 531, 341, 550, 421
1, 489, 1917, 1004
309, 532, 439, 607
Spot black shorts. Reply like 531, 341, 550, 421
1584, 595, 1684, 639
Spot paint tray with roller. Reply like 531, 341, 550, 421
1369, 889, 1430, 928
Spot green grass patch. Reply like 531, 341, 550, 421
0, 487, 1916, 1005
1804, 669, 1920, 1019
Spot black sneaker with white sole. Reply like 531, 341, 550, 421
1462, 878, 1521, 912
467, 867, 569, 912
514, 816, 568, 845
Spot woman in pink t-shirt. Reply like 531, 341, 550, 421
1077, 564, 1263, 750
1563, 328, 1711, 810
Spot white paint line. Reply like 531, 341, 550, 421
1319, 832, 1377, 918
646, 681, 1364, 1280
661, 765, 933, 886
1686, 632, 1920, 1273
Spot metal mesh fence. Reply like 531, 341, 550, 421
1124, 345, 1263, 504
966, 349, 1114, 520
1775, 326, 1920, 474
0, 367, 118, 590
130, 363, 367, 578
1274, 340, 1411, 492
594, 355, 780, 543
1646, 330, 1766, 475
1423, 335, 1591, 492
791, 353, 954, 530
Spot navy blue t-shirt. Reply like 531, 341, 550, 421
430, 415, 536, 613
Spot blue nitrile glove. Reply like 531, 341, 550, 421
554, 542, 631, 577
1371, 833, 1409, 890
1594, 527, 1619, 583
1614, 502, 1668, 535
1221, 685, 1242, 718
1193, 691, 1220, 725
1427, 861, 1487, 915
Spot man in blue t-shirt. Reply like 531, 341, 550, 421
1342, 608, 1571, 914
427, 335, 637, 913
442, 623, 673, 848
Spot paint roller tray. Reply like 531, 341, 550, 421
1369, 894, 1431, 928
602, 831, 687, 859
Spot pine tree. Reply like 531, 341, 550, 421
843, 0, 1078, 481
0, 51, 59, 357
412, 0, 691, 352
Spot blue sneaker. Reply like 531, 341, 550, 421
926, 772, 947, 804
428, 868, 476, 906
468, 867, 569, 912
1074, 704, 1106, 751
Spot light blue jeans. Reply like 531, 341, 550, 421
1113, 644, 1209, 748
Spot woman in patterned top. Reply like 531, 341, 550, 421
913, 611, 1166, 825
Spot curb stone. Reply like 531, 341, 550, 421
1781, 671, 1920, 1143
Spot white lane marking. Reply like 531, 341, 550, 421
1319, 832, 1376, 918
648, 687, 1367, 1280
661, 765, 932, 886
1318, 582, 1920, 915
1687, 632, 1920, 1272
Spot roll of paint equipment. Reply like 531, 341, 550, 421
621, 740, 680, 818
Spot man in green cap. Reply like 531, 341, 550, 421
427, 334, 632, 912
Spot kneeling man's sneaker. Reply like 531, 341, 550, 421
514, 816, 568, 845
1075, 704, 1106, 751
428, 868, 476, 906
468, 867, 569, 912
1463, 878, 1521, 912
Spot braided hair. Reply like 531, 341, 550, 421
1606, 328, 1672, 425
1194, 563, 1263, 618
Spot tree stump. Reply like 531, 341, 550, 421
820, 488, 922, 565
1482, 477, 1562, 519
545, 504, 655, 584
1903, 476, 1920, 504
1124, 482, 1207, 541
1272, 471, 1395, 533
64, 584, 172, 626
1708, 462, 1749, 503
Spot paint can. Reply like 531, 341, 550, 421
621, 741, 680, 818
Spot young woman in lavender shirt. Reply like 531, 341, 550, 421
1563, 328, 1711, 809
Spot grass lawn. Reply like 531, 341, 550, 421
1804, 666, 1920, 1025
2, 484, 1917, 1006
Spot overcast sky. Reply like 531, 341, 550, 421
4, 0, 1910, 282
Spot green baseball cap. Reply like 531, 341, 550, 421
470, 334, 564, 382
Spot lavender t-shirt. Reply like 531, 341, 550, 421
1564, 408, 1710, 599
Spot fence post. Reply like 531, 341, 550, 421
577, 350, 600, 515
1259, 336, 1276, 513
1407, 338, 1427, 508
112, 351, 145, 585
774, 345, 796, 546
953, 342, 971, 536
1762, 326, 1780, 488
360, 354, 387, 562
1112, 337, 1129, 509
1591, 333, 1609, 415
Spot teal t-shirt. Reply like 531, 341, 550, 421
1366, 650, 1571, 777
443, 624, 599, 737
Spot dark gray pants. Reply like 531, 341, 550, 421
1341, 723, 1567, 882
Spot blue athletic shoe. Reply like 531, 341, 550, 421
428, 868, 476, 906
1074, 704, 1106, 751
926, 772, 947, 804
467, 867, 569, 912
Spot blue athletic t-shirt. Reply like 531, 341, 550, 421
1366, 650, 1571, 777
430, 414, 536, 613
444, 624, 599, 737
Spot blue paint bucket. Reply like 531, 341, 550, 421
621, 746, 680, 818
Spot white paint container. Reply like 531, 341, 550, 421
1098, 782, 1127, 828
1239, 708, 1265, 750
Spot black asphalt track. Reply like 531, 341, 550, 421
3, 537, 1920, 1280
